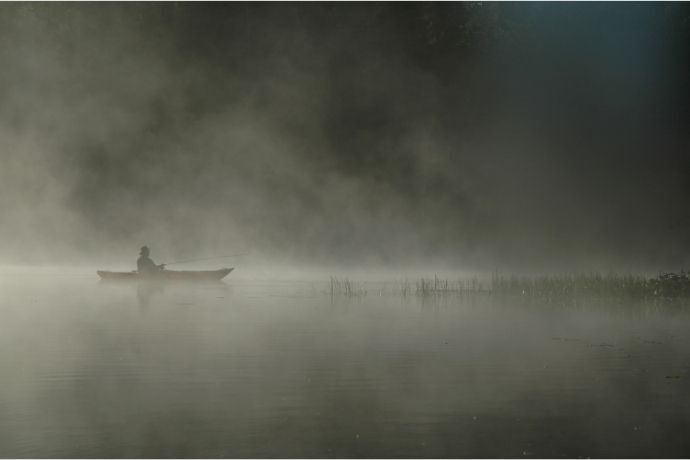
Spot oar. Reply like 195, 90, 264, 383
162, 253, 249, 266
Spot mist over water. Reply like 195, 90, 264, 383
0, 3, 689, 271
1, 275, 689, 458
2, 3, 690, 459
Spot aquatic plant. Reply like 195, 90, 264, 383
417, 275, 448, 295
414, 275, 486, 296
328, 271, 690, 300
329, 277, 367, 297
400, 279, 412, 297
490, 271, 690, 300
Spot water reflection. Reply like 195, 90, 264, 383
0, 276, 688, 457
136, 283, 164, 309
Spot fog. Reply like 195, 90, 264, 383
2, 6, 690, 457
2, 276, 689, 458
1, 3, 689, 272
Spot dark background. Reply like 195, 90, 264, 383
0, 3, 689, 271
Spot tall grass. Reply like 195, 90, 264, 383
490, 271, 690, 300
328, 271, 690, 300
329, 275, 485, 298
415, 275, 484, 296
329, 277, 366, 297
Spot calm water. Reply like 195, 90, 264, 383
1, 273, 689, 458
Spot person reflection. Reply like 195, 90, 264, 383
136, 283, 163, 309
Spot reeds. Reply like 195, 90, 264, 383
329, 277, 366, 297
329, 275, 485, 298
328, 271, 690, 300
400, 279, 412, 297
415, 275, 485, 296
490, 271, 690, 300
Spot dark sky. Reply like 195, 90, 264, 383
0, 3, 689, 271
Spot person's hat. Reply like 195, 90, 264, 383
140, 246, 150, 255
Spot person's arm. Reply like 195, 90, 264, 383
148, 259, 164, 270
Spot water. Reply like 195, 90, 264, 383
1, 272, 689, 458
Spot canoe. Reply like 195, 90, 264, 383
97, 268, 233, 281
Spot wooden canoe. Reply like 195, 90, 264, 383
97, 268, 233, 281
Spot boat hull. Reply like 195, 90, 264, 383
97, 268, 233, 281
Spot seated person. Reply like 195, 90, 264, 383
137, 246, 166, 274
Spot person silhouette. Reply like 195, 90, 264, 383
137, 246, 165, 274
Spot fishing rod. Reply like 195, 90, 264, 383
162, 253, 249, 266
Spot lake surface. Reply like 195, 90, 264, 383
1, 272, 689, 458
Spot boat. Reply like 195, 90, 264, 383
97, 268, 233, 281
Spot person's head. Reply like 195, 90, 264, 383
140, 246, 150, 256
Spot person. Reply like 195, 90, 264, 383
137, 246, 165, 274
